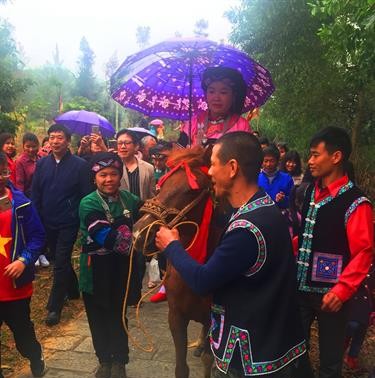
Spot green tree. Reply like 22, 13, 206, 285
76, 37, 97, 100
52, 44, 63, 66
0, 19, 32, 133
226, 0, 375, 199
309, 0, 375, 160
194, 19, 209, 38
226, 1, 351, 151
21, 64, 76, 127
136, 26, 151, 49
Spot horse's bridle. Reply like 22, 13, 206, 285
139, 188, 209, 228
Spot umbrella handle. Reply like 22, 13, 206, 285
188, 58, 193, 145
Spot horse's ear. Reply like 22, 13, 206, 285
203, 145, 213, 167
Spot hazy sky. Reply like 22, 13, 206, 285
1, 0, 238, 78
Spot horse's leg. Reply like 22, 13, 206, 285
169, 310, 190, 378
201, 323, 214, 378
193, 325, 206, 357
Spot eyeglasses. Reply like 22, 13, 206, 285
0, 170, 11, 178
117, 141, 134, 146
152, 155, 167, 160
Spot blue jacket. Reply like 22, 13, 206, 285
258, 170, 294, 209
31, 150, 92, 229
8, 183, 45, 288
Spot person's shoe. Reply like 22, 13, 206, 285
111, 362, 127, 378
344, 355, 359, 370
95, 362, 111, 378
30, 353, 46, 377
35, 259, 40, 267
45, 311, 60, 326
149, 292, 167, 303
38, 255, 50, 267
147, 281, 157, 289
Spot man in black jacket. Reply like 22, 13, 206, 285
32, 124, 92, 326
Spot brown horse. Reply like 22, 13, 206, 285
133, 147, 224, 378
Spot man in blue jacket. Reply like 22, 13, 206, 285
258, 146, 294, 209
32, 124, 92, 326
0, 152, 46, 377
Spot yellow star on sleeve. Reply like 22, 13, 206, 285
0, 234, 12, 258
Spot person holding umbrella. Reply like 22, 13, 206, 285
178, 67, 252, 147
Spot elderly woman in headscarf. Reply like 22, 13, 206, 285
79, 152, 141, 378
178, 66, 252, 147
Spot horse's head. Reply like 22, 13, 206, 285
133, 146, 212, 254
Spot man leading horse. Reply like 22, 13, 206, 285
156, 131, 306, 377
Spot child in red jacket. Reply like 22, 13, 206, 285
0, 152, 46, 378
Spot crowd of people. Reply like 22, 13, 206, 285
0, 66, 373, 378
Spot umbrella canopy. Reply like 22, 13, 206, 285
55, 110, 115, 138
126, 127, 157, 140
110, 38, 274, 121
149, 119, 164, 126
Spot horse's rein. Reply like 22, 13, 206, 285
122, 174, 211, 353
136, 188, 209, 257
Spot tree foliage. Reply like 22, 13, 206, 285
227, 1, 343, 151
75, 37, 97, 100
194, 19, 209, 38
309, 0, 375, 158
21, 64, 76, 125
136, 26, 151, 48
0, 19, 32, 133
226, 1, 374, 152
227, 0, 375, 198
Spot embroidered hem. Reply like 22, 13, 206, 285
226, 220, 266, 276
212, 324, 306, 376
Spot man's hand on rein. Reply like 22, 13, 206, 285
156, 226, 180, 251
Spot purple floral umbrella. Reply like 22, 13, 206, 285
55, 110, 115, 138
110, 38, 275, 122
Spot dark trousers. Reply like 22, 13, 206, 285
346, 320, 368, 357
295, 292, 348, 378
0, 298, 42, 372
46, 226, 79, 313
83, 292, 129, 364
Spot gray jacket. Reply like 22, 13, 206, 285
120, 157, 155, 200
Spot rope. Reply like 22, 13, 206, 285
121, 219, 200, 353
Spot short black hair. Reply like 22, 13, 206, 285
22, 132, 39, 145
116, 129, 140, 145
150, 141, 173, 157
258, 136, 269, 146
310, 127, 352, 162
281, 150, 302, 176
0, 152, 7, 166
215, 131, 263, 183
277, 142, 288, 151
0, 132, 15, 149
47, 124, 71, 140
263, 146, 280, 161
